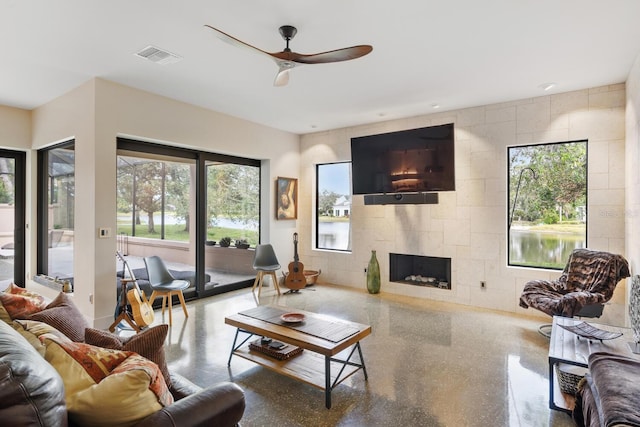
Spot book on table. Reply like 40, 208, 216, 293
248, 339, 304, 360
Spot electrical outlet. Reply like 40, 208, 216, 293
480, 281, 486, 289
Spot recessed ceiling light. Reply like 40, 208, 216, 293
539, 82, 556, 91
431, 103, 440, 109
378, 113, 386, 117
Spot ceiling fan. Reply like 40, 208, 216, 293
204, 24, 373, 86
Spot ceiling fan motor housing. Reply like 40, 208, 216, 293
279, 25, 297, 41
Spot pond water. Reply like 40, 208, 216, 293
318, 221, 350, 251
316, 223, 584, 268
509, 229, 585, 269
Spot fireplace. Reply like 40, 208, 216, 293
389, 253, 451, 289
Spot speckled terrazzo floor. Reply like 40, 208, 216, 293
158, 284, 576, 427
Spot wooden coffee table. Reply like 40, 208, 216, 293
226, 305, 371, 408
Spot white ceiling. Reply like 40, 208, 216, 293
2, 0, 640, 135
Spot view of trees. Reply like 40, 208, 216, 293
0, 158, 15, 204
508, 140, 587, 268
117, 157, 190, 235
206, 163, 259, 229
318, 189, 340, 216
117, 156, 259, 244
508, 141, 587, 226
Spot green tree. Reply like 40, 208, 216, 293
134, 162, 163, 233
207, 163, 259, 231
509, 141, 586, 224
165, 163, 191, 232
318, 189, 339, 216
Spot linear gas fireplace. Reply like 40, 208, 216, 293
389, 253, 451, 289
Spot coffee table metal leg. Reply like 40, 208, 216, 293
228, 328, 254, 366
325, 356, 332, 409
228, 328, 240, 366
356, 342, 368, 380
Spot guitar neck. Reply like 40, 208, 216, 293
293, 232, 299, 263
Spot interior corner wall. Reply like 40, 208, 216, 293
24, 78, 300, 328
300, 84, 628, 323
30, 79, 99, 316
625, 52, 640, 317
0, 105, 31, 149
90, 79, 299, 327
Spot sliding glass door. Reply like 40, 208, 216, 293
117, 138, 260, 300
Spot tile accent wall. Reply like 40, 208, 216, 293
300, 84, 627, 321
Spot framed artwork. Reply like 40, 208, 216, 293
276, 177, 297, 220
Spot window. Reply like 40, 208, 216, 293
117, 154, 193, 242
205, 162, 259, 246
116, 138, 260, 299
316, 162, 352, 251
0, 150, 26, 287
507, 140, 587, 269
38, 141, 75, 280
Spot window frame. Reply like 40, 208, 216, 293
117, 137, 261, 298
507, 139, 588, 270
37, 140, 75, 277
315, 161, 352, 252
0, 149, 26, 286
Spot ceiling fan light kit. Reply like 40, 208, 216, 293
205, 24, 372, 86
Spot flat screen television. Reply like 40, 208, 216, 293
350, 123, 455, 195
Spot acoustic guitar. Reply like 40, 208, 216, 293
117, 251, 154, 328
284, 232, 306, 291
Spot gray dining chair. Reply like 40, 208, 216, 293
144, 256, 190, 326
252, 244, 282, 297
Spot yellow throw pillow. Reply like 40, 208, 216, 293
12, 319, 71, 356
42, 334, 173, 427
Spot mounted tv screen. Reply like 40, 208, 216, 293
351, 123, 455, 195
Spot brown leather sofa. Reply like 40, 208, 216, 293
0, 319, 245, 426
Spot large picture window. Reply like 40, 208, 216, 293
507, 140, 587, 269
316, 162, 351, 251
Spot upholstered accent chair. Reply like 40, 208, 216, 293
519, 248, 630, 330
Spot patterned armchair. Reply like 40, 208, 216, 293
519, 248, 630, 318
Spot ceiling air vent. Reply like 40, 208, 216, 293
134, 45, 182, 65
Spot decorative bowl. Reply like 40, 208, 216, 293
280, 312, 305, 323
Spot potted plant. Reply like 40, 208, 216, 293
235, 239, 250, 249
219, 237, 232, 247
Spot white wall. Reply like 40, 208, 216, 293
0, 105, 31, 149
28, 78, 300, 327
300, 84, 628, 324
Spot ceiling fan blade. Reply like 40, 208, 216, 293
274, 68, 290, 87
273, 45, 373, 64
204, 25, 272, 59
